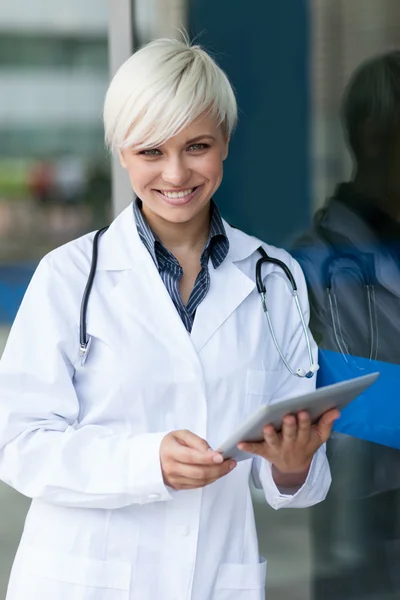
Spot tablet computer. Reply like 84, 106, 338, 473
217, 372, 380, 462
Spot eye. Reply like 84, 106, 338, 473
139, 148, 162, 157
188, 143, 210, 152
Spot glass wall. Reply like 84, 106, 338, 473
295, 2, 400, 600
190, 1, 400, 599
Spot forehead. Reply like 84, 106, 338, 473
159, 114, 224, 146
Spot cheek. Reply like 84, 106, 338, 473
126, 162, 156, 192
198, 154, 224, 182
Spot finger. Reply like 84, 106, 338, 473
281, 414, 297, 442
175, 430, 211, 452
259, 423, 280, 448
173, 430, 224, 463
173, 483, 198, 490
172, 475, 229, 490
175, 444, 224, 466
237, 441, 266, 457
204, 460, 237, 482
319, 408, 341, 425
315, 409, 341, 442
297, 410, 312, 444
173, 460, 236, 484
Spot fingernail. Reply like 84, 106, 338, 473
213, 454, 223, 464
229, 461, 236, 470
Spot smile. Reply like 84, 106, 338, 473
155, 185, 203, 206
158, 187, 197, 199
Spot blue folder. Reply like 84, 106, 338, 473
318, 349, 400, 449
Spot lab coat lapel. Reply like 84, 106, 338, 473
190, 259, 255, 352
190, 221, 258, 353
109, 265, 201, 368
97, 205, 201, 369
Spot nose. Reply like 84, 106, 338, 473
161, 156, 191, 187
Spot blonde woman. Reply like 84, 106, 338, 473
0, 39, 338, 600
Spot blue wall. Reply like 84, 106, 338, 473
0, 264, 36, 324
189, 0, 311, 246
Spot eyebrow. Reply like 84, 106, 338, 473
186, 135, 216, 144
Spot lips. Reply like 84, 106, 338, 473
159, 187, 196, 199
155, 185, 203, 206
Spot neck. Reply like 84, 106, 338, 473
352, 170, 400, 221
141, 201, 211, 254
352, 169, 383, 201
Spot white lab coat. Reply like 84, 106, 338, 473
0, 204, 330, 600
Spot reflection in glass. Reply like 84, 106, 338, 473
293, 51, 400, 599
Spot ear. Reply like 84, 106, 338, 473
118, 149, 127, 169
222, 137, 230, 161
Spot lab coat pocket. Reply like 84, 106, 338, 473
245, 369, 278, 414
214, 559, 267, 599
12, 543, 131, 600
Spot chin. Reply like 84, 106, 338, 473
160, 208, 199, 224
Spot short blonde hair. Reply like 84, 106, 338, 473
103, 38, 238, 152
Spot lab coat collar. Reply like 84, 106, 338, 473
96, 204, 261, 271
94, 204, 259, 362
96, 205, 152, 271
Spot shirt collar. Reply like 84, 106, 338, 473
202, 201, 229, 268
133, 198, 229, 270
132, 198, 159, 266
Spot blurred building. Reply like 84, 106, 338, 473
0, 0, 108, 160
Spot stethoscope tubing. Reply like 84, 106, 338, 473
79, 232, 318, 377
256, 247, 317, 378
79, 226, 109, 360
324, 252, 378, 361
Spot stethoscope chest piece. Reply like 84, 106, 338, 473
79, 336, 92, 366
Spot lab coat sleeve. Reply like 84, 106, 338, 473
251, 255, 331, 509
0, 257, 172, 509
251, 446, 330, 509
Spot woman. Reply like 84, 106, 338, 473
0, 38, 338, 600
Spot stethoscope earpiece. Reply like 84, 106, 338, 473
296, 363, 320, 378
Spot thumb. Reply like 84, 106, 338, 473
175, 429, 211, 452
315, 409, 340, 442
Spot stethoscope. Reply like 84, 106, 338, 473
323, 251, 378, 361
79, 228, 319, 378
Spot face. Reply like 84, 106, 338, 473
359, 122, 400, 207
119, 114, 229, 225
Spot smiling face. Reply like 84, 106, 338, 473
119, 114, 229, 226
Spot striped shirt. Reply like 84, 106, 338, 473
133, 199, 229, 332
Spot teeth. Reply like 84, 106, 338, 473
161, 188, 194, 199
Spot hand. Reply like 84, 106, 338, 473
237, 409, 340, 479
160, 429, 236, 490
